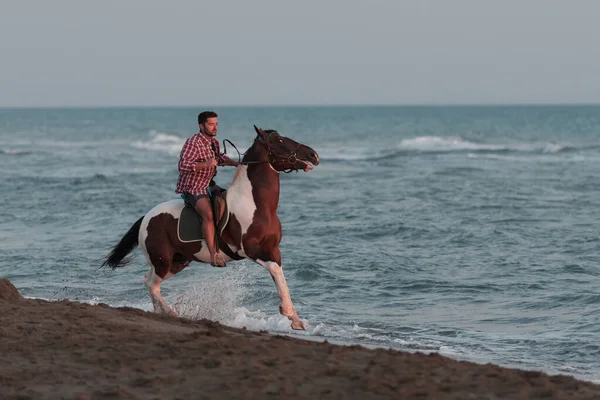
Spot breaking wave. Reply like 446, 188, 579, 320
131, 130, 186, 156
320, 136, 577, 162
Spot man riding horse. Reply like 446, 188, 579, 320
103, 120, 320, 330
176, 111, 239, 268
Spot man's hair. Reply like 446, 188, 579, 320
198, 111, 218, 125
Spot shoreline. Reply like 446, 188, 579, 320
2, 278, 600, 399
22, 295, 598, 386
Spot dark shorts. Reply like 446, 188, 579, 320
181, 190, 211, 209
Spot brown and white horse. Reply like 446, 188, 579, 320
102, 126, 319, 330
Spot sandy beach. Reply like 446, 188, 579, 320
1, 278, 599, 399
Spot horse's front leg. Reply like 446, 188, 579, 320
263, 260, 305, 330
249, 245, 305, 330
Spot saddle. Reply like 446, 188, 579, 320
177, 184, 230, 244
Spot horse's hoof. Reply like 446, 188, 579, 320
211, 254, 227, 268
291, 319, 305, 330
160, 308, 178, 317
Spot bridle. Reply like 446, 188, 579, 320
222, 132, 304, 173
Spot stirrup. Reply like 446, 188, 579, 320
211, 253, 226, 268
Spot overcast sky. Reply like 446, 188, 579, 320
1, 0, 599, 107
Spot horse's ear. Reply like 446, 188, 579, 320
254, 125, 266, 138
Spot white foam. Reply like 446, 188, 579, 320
228, 307, 305, 332
398, 136, 502, 152
131, 130, 186, 156
319, 136, 576, 162
169, 276, 242, 322
37, 139, 106, 149
307, 321, 451, 353
542, 143, 570, 153
317, 145, 382, 161
0, 148, 30, 155
167, 285, 308, 334
558, 365, 578, 372
468, 153, 522, 161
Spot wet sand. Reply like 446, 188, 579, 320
1, 279, 599, 399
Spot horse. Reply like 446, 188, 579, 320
102, 125, 320, 330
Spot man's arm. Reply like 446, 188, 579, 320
194, 159, 218, 170
179, 137, 217, 172
217, 155, 240, 167
178, 138, 200, 172
213, 138, 240, 167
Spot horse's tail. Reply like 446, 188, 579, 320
101, 216, 144, 269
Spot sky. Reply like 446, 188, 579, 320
1, 0, 600, 107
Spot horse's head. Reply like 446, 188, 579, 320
252, 125, 320, 172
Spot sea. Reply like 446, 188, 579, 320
1, 105, 599, 382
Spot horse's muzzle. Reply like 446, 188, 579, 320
302, 147, 320, 169
308, 151, 320, 166
292, 145, 319, 172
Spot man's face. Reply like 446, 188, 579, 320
200, 117, 218, 136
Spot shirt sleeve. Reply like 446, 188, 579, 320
178, 137, 201, 173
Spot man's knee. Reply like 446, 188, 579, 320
195, 207, 212, 220
194, 198, 212, 218
201, 209, 214, 222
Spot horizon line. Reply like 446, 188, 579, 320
2, 102, 600, 110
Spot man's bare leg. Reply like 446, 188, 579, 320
194, 197, 225, 267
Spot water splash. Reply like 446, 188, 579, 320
170, 276, 241, 322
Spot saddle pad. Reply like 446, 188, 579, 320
177, 206, 204, 243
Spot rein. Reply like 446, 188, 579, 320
221, 136, 303, 173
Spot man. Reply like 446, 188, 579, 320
176, 111, 239, 267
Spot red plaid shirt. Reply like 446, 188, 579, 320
176, 132, 227, 195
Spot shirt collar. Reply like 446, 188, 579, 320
197, 132, 214, 142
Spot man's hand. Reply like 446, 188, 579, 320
194, 158, 217, 171
223, 157, 241, 167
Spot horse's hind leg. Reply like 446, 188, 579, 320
143, 252, 177, 316
145, 268, 177, 316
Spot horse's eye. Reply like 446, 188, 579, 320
278, 138, 284, 144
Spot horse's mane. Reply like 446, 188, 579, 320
249, 129, 278, 148
226, 129, 279, 163
254, 129, 278, 141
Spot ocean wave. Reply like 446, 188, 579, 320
307, 322, 454, 354
0, 148, 32, 156
128, 132, 577, 162
399, 136, 504, 152
321, 136, 578, 163
131, 130, 186, 156
398, 136, 578, 156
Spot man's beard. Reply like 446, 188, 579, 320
201, 127, 217, 136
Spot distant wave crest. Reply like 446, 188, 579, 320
130, 132, 577, 162
321, 136, 577, 163
0, 148, 32, 156
131, 130, 186, 156
398, 136, 575, 155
